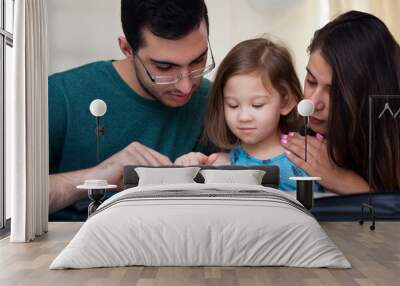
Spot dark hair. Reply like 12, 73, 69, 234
309, 10, 400, 192
121, 0, 209, 51
204, 38, 303, 150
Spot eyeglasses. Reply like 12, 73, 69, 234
133, 41, 215, 85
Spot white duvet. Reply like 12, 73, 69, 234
50, 183, 351, 269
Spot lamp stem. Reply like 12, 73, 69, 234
304, 117, 308, 162
96, 117, 100, 163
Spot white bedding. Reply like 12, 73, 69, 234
50, 183, 351, 269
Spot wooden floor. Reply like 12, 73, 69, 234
0, 222, 399, 286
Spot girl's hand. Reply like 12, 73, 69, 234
210, 152, 230, 166
280, 132, 368, 194
174, 152, 219, 166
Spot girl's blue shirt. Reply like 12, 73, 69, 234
229, 145, 324, 192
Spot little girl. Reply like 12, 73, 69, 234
176, 38, 309, 191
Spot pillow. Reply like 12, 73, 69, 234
135, 167, 201, 186
123, 165, 280, 189
200, 169, 266, 185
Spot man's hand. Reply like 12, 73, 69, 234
96, 141, 172, 186
49, 141, 172, 213
174, 152, 219, 166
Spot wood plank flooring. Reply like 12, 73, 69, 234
0, 222, 399, 286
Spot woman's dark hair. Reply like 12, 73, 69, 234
121, 0, 209, 51
204, 38, 303, 151
309, 10, 400, 192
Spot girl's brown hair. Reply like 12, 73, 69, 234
204, 38, 303, 150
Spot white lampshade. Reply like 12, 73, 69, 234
89, 99, 107, 117
297, 99, 315, 117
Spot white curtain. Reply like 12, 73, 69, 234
7, 0, 49, 242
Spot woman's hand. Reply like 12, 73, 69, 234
281, 132, 369, 194
174, 152, 219, 166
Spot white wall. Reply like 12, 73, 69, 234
205, 0, 329, 85
47, 0, 324, 83
48, 0, 400, 85
48, 0, 123, 74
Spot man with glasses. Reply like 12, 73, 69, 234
48, 0, 216, 219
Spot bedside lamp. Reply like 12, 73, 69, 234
89, 99, 107, 163
290, 99, 321, 210
297, 99, 315, 162
77, 99, 116, 217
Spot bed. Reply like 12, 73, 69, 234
50, 165, 350, 269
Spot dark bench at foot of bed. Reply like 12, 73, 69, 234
312, 192, 400, 221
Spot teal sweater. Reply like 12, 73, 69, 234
49, 61, 212, 174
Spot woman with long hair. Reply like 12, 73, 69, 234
282, 10, 400, 193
